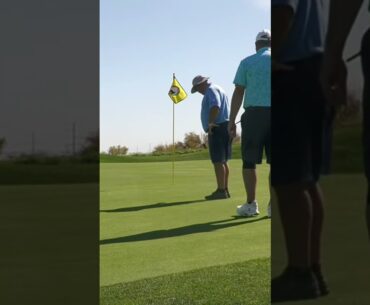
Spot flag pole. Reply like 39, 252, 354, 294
172, 73, 175, 184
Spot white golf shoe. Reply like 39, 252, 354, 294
236, 201, 260, 217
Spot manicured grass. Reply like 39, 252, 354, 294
100, 159, 271, 289
100, 123, 365, 304
101, 258, 270, 305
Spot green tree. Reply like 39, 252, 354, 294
108, 145, 128, 156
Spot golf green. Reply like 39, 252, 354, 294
100, 160, 271, 286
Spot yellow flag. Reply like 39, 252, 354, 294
168, 77, 187, 104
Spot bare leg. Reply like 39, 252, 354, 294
213, 162, 226, 190
307, 183, 324, 266
269, 169, 272, 202
243, 168, 257, 202
274, 182, 313, 269
224, 162, 229, 190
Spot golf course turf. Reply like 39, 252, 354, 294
100, 123, 369, 304
100, 159, 271, 304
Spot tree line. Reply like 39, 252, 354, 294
106, 132, 241, 156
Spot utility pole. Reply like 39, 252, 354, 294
31, 132, 35, 155
72, 122, 76, 156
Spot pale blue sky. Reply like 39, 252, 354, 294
100, 0, 270, 153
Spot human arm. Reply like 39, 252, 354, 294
228, 85, 244, 138
271, 3, 295, 71
321, 0, 364, 106
208, 106, 220, 135
325, 0, 364, 56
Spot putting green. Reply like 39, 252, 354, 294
100, 159, 271, 286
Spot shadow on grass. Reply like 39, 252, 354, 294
100, 199, 208, 213
100, 216, 269, 245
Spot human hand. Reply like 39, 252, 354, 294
320, 55, 348, 108
228, 121, 236, 138
208, 122, 218, 135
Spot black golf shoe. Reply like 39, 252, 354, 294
271, 267, 320, 303
205, 189, 228, 200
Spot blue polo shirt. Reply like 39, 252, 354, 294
200, 83, 229, 132
233, 47, 271, 108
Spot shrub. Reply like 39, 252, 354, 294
108, 145, 129, 156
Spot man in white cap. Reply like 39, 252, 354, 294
271, 0, 330, 300
192, 75, 232, 200
228, 29, 271, 217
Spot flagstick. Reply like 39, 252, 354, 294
172, 73, 175, 184
172, 100, 175, 184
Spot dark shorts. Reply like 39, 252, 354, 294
241, 106, 271, 167
271, 55, 327, 187
208, 121, 231, 163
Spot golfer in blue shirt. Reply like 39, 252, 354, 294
192, 75, 231, 200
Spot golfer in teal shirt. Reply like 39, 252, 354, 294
228, 30, 271, 218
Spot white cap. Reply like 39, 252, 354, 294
191, 75, 209, 93
256, 29, 271, 42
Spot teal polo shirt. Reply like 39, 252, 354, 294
233, 47, 271, 108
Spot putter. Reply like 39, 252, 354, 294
347, 50, 362, 63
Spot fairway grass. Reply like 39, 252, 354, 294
100, 160, 271, 287
101, 258, 270, 305
100, 144, 243, 163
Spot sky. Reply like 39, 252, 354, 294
0, 1, 98, 156
100, 0, 271, 153
0, 1, 367, 156
100, 0, 369, 154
